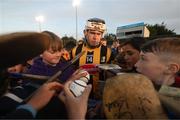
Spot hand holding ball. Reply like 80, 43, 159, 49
70, 70, 90, 97
79, 70, 90, 83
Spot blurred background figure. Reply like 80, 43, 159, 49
77, 39, 84, 45
61, 41, 76, 62
100, 38, 107, 46
111, 39, 119, 56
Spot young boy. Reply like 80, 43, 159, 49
19, 31, 75, 118
26, 31, 75, 85
135, 37, 180, 89
134, 37, 180, 119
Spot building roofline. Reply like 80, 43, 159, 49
117, 22, 144, 30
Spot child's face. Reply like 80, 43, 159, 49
42, 48, 62, 66
135, 51, 168, 85
121, 44, 140, 70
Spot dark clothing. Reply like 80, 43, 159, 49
36, 96, 67, 119
0, 85, 67, 119
174, 76, 180, 87
0, 85, 36, 117
111, 47, 118, 56
0, 96, 22, 117
4, 109, 34, 119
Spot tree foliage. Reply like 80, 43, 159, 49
146, 22, 176, 37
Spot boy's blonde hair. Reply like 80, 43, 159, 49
141, 37, 180, 64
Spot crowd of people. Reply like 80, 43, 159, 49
0, 17, 180, 119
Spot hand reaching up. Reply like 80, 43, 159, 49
59, 70, 92, 119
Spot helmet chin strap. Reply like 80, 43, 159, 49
84, 38, 100, 49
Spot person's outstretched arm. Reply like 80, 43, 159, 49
5, 81, 63, 119
59, 70, 92, 119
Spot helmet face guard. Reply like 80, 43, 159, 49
85, 18, 106, 33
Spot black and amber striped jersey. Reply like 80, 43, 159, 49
71, 43, 113, 66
